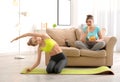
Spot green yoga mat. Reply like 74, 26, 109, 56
21, 66, 114, 75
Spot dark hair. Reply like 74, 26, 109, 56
86, 15, 94, 22
27, 38, 37, 46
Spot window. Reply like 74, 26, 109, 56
57, 0, 71, 26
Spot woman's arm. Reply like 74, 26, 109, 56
11, 33, 45, 42
26, 47, 42, 72
96, 30, 104, 42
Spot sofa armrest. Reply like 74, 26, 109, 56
103, 36, 117, 66
103, 36, 117, 52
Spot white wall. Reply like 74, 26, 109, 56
0, 0, 57, 54
0, 0, 19, 53
71, 0, 78, 27
0, 0, 78, 54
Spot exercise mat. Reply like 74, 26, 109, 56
21, 66, 114, 75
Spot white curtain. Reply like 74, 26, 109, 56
78, 0, 120, 52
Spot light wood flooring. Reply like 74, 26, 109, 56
0, 52, 120, 82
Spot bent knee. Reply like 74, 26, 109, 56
54, 67, 61, 74
46, 67, 53, 74
74, 41, 82, 47
100, 41, 105, 46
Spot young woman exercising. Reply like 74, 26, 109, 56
11, 33, 67, 74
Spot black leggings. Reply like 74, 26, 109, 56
46, 53, 67, 74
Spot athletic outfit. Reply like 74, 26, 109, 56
41, 38, 67, 74
75, 26, 105, 50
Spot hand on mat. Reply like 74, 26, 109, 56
26, 68, 32, 73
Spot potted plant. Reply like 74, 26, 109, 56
52, 23, 57, 28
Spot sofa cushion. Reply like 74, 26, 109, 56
61, 47, 80, 57
46, 28, 76, 46
75, 28, 82, 40
80, 49, 106, 57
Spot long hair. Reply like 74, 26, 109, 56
27, 38, 37, 46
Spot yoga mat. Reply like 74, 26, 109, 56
21, 66, 114, 75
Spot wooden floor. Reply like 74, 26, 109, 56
0, 52, 120, 82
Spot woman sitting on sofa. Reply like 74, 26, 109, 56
75, 15, 105, 51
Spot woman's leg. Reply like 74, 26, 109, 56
74, 41, 88, 49
46, 60, 56, 74
91, 41, 105, 51
54, 59, 67, 74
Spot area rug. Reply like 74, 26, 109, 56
21, 66, 114, 75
